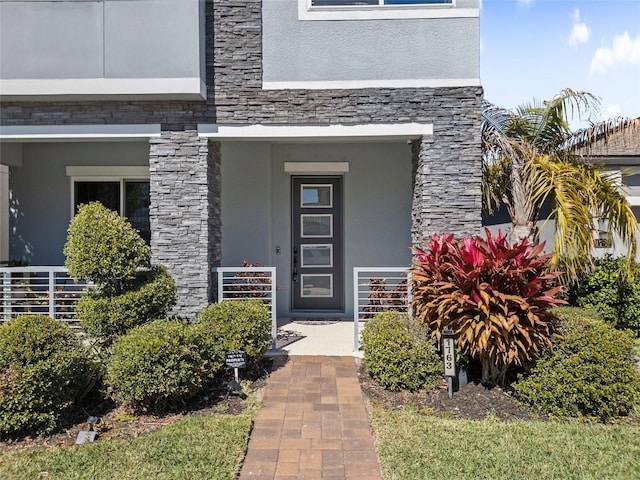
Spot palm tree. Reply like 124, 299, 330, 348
482, 88, 640, 283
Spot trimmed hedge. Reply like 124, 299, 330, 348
513, 307, 640, 421
361, 311, 441, 392
106, 319, 220, 411
0, 315, 97, 436
77, 266, 176, 344
196, 300, 272, 369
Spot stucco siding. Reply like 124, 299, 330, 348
263, 0, 479, 85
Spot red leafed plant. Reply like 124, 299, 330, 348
409, 228, 566, 386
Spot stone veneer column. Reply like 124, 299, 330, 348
149, 131, 221, 319
411, 122, 482, 246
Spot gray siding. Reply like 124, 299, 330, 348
263, 0, 479, 84
0, 0, 204, 90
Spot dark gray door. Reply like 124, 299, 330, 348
292, 177, 343, 311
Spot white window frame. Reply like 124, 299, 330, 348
299, 0, 479, 21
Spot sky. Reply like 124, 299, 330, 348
480, 0, 640, 125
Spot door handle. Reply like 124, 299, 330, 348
292, 247, 298, 282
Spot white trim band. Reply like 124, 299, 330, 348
285, 162, 350, 174
66, 166, 150, 178
198, 123, 433, 141
0, 78, 206, 100
262, 78, 481, 90
0, 124, 162, 141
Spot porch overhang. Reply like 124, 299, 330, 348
197, 123, 433, 142
0, 124, 162, 143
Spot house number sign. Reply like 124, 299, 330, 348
442, 329, 456, 399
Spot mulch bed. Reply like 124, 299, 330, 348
356, 360, 547, 421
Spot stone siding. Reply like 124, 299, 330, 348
149, 131, 221, 318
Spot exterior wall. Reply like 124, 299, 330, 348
262, 0, 479, 86
1, 0, 482, 317
6, 142, 149, 265
149, 132, 221, 318
0, 165, 8, 262
0, 0, 205, 99
221, 141, 413, 318
220, 142, 273, 265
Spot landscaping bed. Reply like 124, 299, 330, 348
0, 361, 270, 453
358, 361, 544, 421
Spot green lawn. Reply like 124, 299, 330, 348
372, 408, 640, 480
0, 412, 253, 480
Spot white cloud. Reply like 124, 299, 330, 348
607, 104, 621, 117
517, 0, 534, 7
568, 9, 590, 47
590, 31, 640, 75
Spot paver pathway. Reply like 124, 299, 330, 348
238, 355, 383, 480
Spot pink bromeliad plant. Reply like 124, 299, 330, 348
409, 228, 566, 386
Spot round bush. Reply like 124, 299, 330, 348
513, 307, 640, 421
196, 300, 272, 368
78, 266, 176, 343
64, 201, 151, 295
361, 311, 441, 392
106, 319, 212, 411
0, 315, 97, 436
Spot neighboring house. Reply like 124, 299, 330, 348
483, 123, 640, 259
577, 126, 640, 258
0, 0, 482, 320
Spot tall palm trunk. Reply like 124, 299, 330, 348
507, 164, 538, 244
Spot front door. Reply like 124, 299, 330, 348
292, 177, 343, 311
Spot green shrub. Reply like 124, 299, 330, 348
77, 266, 176, 343
106, 319, 214, 411
566, 255, 640, 336
64, 201, 151, 295
0, 315, 97, 436
361, 311, 441, 392
196, 300, 272, 369
513, 307, 640, 421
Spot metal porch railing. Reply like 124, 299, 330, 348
214, 266, 278, 347
353, 267, 410, 350
0, 267, 91, 326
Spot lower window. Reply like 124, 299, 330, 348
73, 180, 151, 244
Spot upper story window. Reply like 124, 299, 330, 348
311, 1, 452, 5
300, 0, 477, 21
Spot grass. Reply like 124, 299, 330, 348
372, 408, 640, 480
0, 411, 253, 480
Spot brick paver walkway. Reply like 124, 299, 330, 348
238, 355, 383, 480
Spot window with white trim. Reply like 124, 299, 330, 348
300, 0, 470, 21
311, 0, 452, 5
67, 167, 150, 245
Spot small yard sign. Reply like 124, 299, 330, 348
225, 349, 246, 384
442, 329, 456, 399
225, 350, 247, 369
